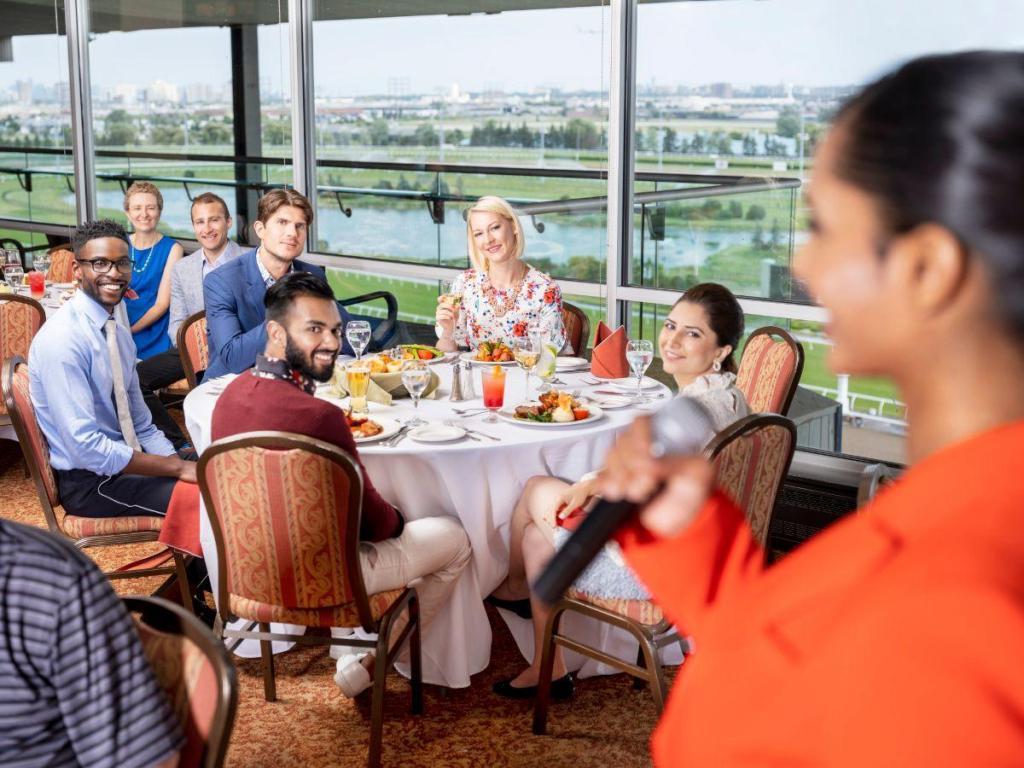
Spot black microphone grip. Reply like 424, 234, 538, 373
530, 396, 714, 607
531, 496, 638, 605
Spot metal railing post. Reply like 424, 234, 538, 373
606, 0, 637, 329
289, 0, 318, 248
65, 0, 96, 223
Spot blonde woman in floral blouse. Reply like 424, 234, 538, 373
436, 196, 566, 352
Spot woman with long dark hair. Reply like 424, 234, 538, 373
491, 282, 749, 700
598, 51, 1024, 763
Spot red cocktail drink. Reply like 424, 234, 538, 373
482, 365, 506, 422
27, 270, 45, 298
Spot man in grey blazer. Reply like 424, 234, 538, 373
136, 192, 244, 449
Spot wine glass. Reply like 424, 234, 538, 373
345, 320, 371, 361
626, 339, 654, 402
401, 360, 431, 426
513, 335, 541, 401
440, 278, 463, 311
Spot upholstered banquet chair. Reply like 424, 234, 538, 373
532, 413, 797, 734
177, 310, 209, 390
45, 247, 76, 284
560, 301, 590, 356
735, 326, 805, 415
0, 294, 45, 432
197, 431, 423, 768
124, 596, 238, 768
1, 357, 192, 600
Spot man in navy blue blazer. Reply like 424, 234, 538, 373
204, 189, 353, 379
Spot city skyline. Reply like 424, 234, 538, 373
1, 0, 1022, 95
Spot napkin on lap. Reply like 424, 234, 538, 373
590, 321, 630, 379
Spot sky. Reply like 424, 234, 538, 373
1, 0, 1023, 94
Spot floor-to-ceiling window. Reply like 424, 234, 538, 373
310, 2, 611, 337
85, 2, 291, 243
626, 0, 1024, 464
0, 0, 74, 264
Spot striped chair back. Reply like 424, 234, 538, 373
198, 432, 380, 631
177, 311, 208, 388
706, 414, 797, 549
46, 248, 76, 284
736, 326, 804, 414
0, 296, 45, 417
125, 596, 237, 768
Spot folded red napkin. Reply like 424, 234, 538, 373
157, 481, 203, 558
590, 321, 630, 379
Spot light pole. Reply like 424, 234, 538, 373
797, 110, 809, 180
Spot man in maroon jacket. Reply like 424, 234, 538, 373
211, 272, 471, 697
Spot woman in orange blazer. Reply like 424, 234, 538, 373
598, 51, 1024, 765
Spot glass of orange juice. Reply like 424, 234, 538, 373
481, 365, 506, 423
346, 361, 371, 417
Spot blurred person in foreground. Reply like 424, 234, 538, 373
596, 51, 1024, 765
0, 518, 181, 766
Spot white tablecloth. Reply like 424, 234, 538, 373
184, 361, 673, 687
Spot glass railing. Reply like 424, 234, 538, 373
0, 146, 802, 296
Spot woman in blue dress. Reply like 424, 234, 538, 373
123, 181, 183, 360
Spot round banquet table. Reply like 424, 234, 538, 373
183, 359, 675, 688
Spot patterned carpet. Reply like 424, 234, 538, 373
0, 437, 664, 767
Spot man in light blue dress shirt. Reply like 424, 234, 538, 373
29, 219, 196, 518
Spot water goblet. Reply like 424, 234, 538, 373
346, 320, 372, 361
33, 253, 52, 289
401, 360, 431, 426
626, 339, 654, 403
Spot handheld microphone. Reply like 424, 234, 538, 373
531, 396, 715, 606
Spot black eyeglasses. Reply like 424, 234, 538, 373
76, 257, 134, 274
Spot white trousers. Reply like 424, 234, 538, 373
357, 515, 472, 636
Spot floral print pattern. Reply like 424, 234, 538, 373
450, 266, 567, 351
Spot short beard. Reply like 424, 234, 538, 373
284, 335, 335, 382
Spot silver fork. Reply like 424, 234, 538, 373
451, 406, 487, 416
445, 420, 500, 441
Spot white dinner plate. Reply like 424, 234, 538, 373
51, 282, 75, 290
408, 423, 466, 443
555, 356, 590, 372
351, 416, 402, 444
608, 376, 660, 391
584, 394, 633, 409
497, 403, 604, 427
459, 351, 518, 367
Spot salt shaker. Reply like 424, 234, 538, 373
449, 360, 465, 401
462, 362, 477, 399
